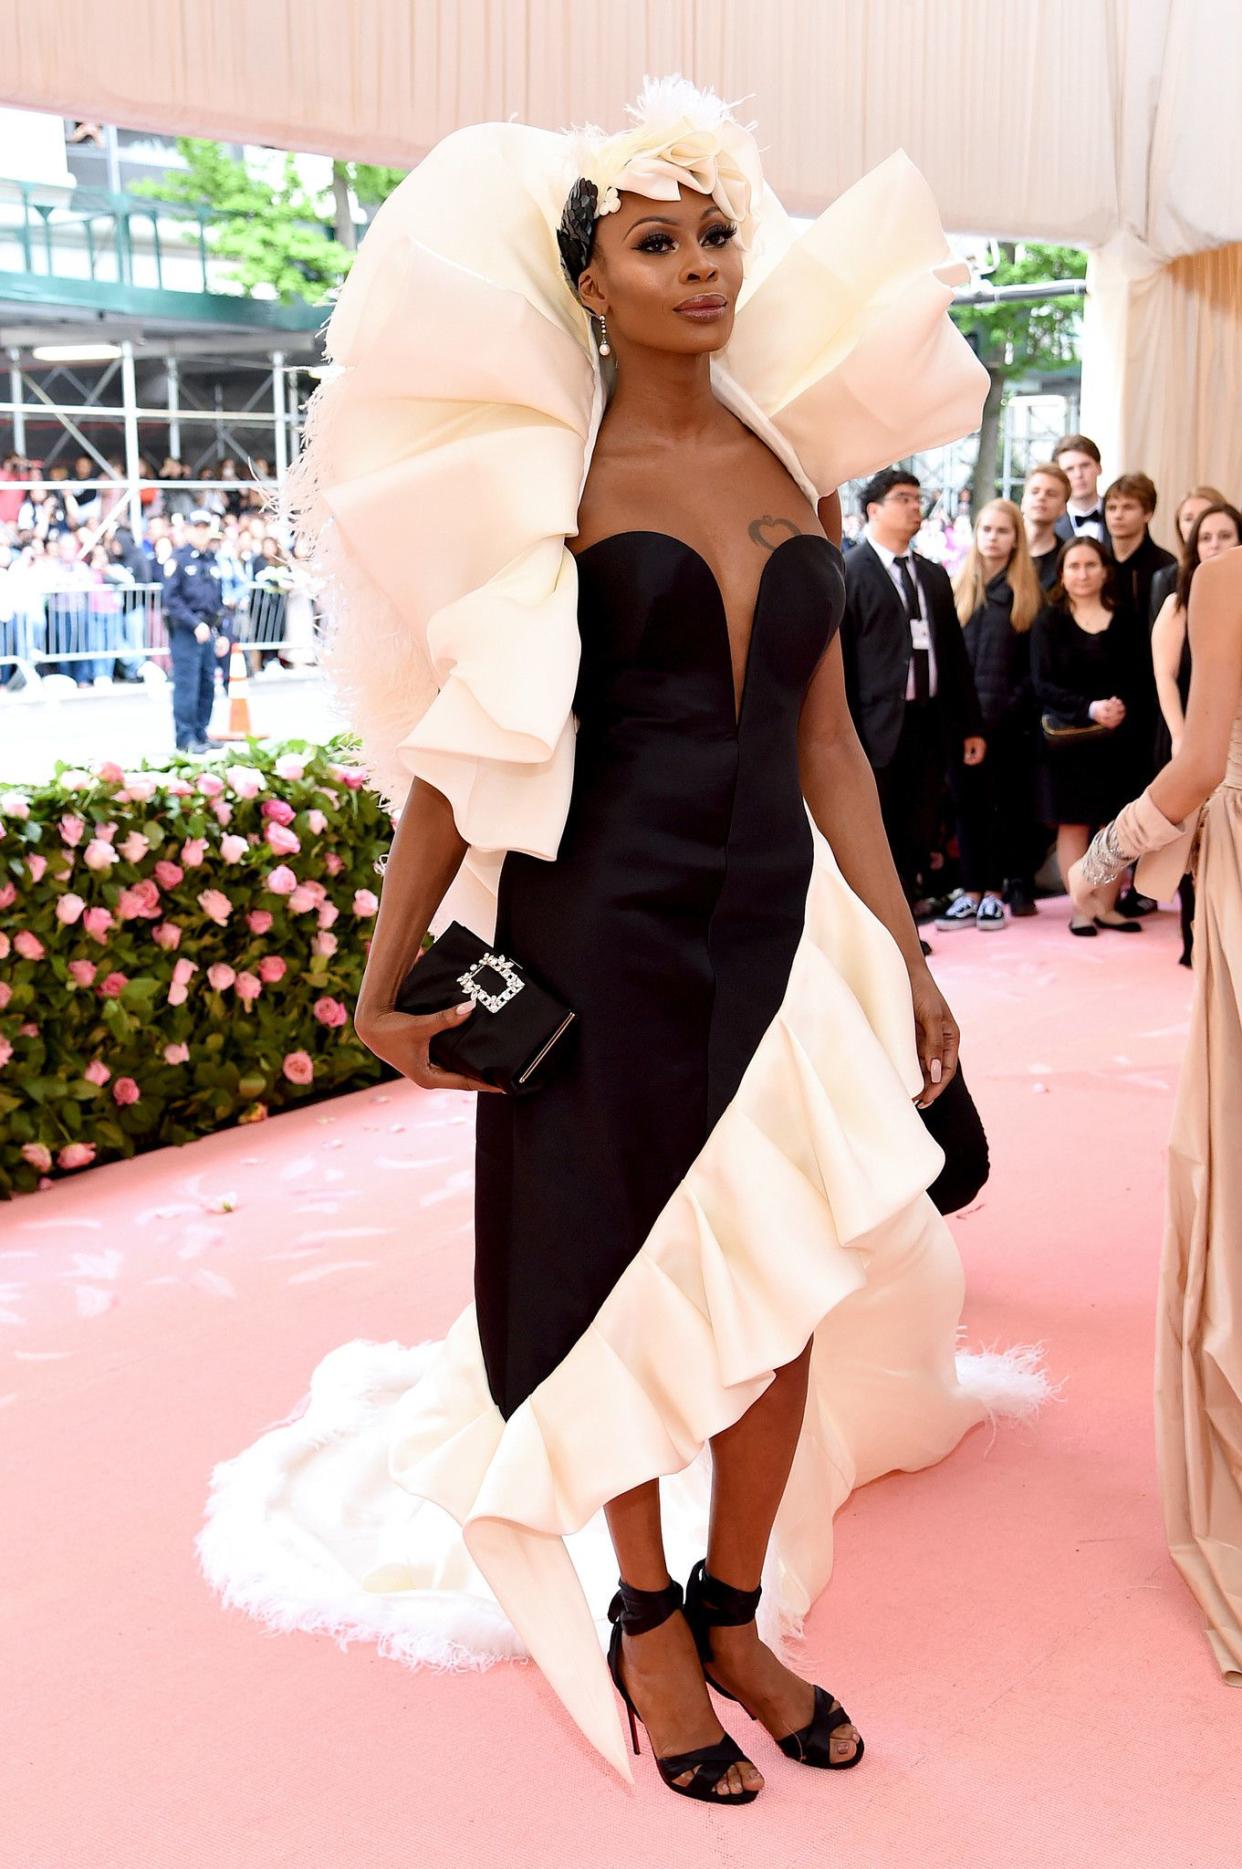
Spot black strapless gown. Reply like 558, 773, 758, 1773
474, 530, 844, 1417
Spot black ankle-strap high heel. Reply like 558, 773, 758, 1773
606, 1577, 759, 1805
684, 1560, 865, 1770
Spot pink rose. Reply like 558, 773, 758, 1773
172, 957, 198, 986
213, 801, 233, 826
112, 1077, 140, 1106
282, 1050, 314, 1085
57, 1142, 96, 1171
61, 769, 90, 790
207, 963, 236, 991
197, 888, 232, 926
84, 1059, 111, 1086
124, 772, 158, 802
83, 840, 117, 871
21, 1142, 52, 1172
288, 885, 318, 914
14, 930, 44, 960
305, 809, 328, 835
299, 878, 327, 905
96, 760, 125, 784
265, 865, 298, 897
152, 921, 182, 951
82, 906, 114, 943
0, 1035, 11, 1068
68, 959, 98, 987
18, 1022, 38, 1038
257, 955, 286, 984
226, 765, 264, 799
0, 880, 15, 910
167, 982, 188, 1007
0, 932, 11, 960
117, 879, 162, 921
317, 901, 339, 930
26, 853, 47, 884
94, 821, 117, 845
262, 798, 296, 826
154, 859, 183, 889
312, 995, 349, 1028
197, 772, 225, 797
323, 851, 344, 876
330, 764, 367, 790
265, 821, 301, 857
274, 753, 305, 781
311, 931, 338, 958
220, 834, 248, 863
166, 777, 193, 798
1, 789, 31, 819
181, 837, 208, 868
0, 982, 9, 1009
118, 831, 149, 863
163, 1043, 190, 1065
59, 814, 86, 847
234, 971, 262, 1002
99, 971, 128, 998
247, 909, 273, 935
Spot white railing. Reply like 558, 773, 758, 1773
0, 577, 321, 688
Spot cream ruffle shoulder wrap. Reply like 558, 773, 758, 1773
199, 122, 1046, 1777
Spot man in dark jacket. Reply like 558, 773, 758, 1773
163, 510, 224, 753
842, 468, 985, 914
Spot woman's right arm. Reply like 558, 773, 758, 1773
353, 777, 499, 1094
1150, 594, 1187, 749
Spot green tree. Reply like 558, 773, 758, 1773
134, 139, 405, 303
952, 242, 1087, 508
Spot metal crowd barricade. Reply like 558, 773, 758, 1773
0, 574, 322, 689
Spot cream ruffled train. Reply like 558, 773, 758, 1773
199, 832, 1047, 1777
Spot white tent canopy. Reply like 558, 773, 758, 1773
4, 0, 1241, 524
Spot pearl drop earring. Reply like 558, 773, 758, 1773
597, 315, 611, 358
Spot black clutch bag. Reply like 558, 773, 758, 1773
394, 921, 576, 1096
1040, 711, 1111, 745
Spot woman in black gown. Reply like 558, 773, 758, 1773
199, 87, 1040, 1809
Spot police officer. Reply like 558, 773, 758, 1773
163, 509, 226, 753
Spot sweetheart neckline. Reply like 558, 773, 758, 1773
572, 530, 842, 729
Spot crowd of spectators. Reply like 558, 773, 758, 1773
0, 453, 317, 690
840, 434, 1240, 959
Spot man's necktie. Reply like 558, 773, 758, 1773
894, 555, 931, 703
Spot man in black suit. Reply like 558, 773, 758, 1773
842, 468, 985, 919
1052, 432, 1112, 550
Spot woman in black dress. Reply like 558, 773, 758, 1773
1032, 536, 1147, 934
201, 86, 1041, 1804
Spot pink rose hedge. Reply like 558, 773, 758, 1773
0, 739, 390, 1196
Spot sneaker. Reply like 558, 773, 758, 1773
934, 893, 979, 932
976, 894, 1005, 929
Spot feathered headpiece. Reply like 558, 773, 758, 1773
556, 77, 762, 288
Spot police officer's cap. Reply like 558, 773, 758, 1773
189, 508, 214, 527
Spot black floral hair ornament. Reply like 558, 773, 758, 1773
557, 177, 600, 293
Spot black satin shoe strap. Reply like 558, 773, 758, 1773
608, 1576, 685, 1637
777, 1684, 863, 1769
687, 1559, 762, 1626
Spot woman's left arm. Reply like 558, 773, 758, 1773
798, 631, 959, 1107
1149, 552, 1242, 821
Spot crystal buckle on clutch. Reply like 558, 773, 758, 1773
457, 952, 525, 1014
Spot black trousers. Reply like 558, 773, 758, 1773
951, 715, 1044, 894
874, 699, 945, 899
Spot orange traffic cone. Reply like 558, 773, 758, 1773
219, 646, 253, 740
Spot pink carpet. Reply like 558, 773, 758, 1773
3, 900, 1240, 1868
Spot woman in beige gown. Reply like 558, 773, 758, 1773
1072, 545, 1242, 1681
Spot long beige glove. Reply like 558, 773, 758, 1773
1075, 788, 1199, 907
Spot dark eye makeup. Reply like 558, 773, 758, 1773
633, 221, 738, 254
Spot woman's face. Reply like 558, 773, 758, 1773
578, 183, 743, 359
1062, 543, 1105, 601
1196, 512, 1240, 561
1178, 495, 1212, 542
976, 503, 1017, 563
